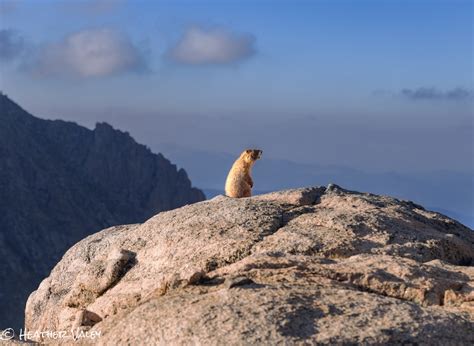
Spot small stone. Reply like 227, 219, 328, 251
224, 276, 254, 289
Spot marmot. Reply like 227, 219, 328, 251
225, 149, 262, 198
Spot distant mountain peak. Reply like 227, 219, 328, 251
0, 92, 31, 120
94, 121, 115, 130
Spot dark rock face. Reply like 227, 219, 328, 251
0, 94, 205, 330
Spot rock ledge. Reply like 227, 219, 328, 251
25, 185, 474, 344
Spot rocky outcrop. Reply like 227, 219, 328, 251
25, 185, 474, 344
0, 94, 205, 330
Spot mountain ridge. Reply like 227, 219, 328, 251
0, 94, 205, 330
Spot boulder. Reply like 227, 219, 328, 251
25, 185, 474, 344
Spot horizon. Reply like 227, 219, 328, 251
2, 92, 473, 228
1, 91, 471, 177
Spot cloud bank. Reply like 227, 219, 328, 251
167, 26, 256, 65
26, 28, 147, 79
401, 87, 473, 101
0, 29, 25, 61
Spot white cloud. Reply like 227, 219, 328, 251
28, 28, 147, 78
167, 26, 256, 65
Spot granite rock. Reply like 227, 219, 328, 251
25, 185, 474, 344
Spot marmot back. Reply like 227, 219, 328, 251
225, 149, 262, 198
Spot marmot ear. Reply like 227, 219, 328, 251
245, 149, 251, 154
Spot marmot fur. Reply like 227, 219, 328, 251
225, 149, 262, 198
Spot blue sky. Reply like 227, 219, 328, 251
0, 0, 472, 172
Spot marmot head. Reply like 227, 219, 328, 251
241, 149, 262, 164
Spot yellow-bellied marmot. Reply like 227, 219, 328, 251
225, 149, 262, 198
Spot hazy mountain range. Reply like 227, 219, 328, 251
158, 143, 473, 229
0, 94, 204, 330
